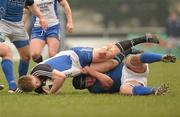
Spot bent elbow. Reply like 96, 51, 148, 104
102, 80, 114, 89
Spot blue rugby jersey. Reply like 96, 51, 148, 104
2, 0, 34, 22
88, 63, 124, 93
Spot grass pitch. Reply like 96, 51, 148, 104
0, 60, 180, 117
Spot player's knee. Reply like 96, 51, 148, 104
31, 52, 40, 61
49, 50, 57, 57
20, 54, 31, 61
120, 84, 133, 95
1, 45, 13, 58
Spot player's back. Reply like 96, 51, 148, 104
40, 50, 76, 72
88, 63, 124, 93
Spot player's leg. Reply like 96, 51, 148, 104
0, 43, 18, 91
90, 48, 142, 72
14, 41, 31, 77
46, 24, 60, 57
31, 27, 47, 63
30, 39, 45, 63
120, 53, 173, 96
120, 82, 169, 96
47, 37, 60, 57
92, 33, 159, 62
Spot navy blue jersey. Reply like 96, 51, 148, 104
0, 1, 6, 19
70, 47, 93, 67
1, 0, 34, 22
88, 63, 124, 93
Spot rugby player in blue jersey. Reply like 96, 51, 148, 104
18, 33, 160, 94
72, 52, 176, 95
24, 0, 73, 63
0, 0, 47, 93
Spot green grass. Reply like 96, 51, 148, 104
0, 60, 180, 117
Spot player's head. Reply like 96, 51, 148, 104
18, 75, 42, 92
72, 74, 96, 90
169, 8, 178, 21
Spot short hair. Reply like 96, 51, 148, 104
18, 75, 34, 92
72, 74, 87, 90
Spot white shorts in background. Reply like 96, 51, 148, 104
121, 64, 149, 86
0, 19, 29, 42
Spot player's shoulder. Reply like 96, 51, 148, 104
30, 64, 53, 75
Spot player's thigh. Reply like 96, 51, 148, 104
47, 37, 60, 57
92, 48, 109, 62
30, 39, 46, 56
92, 45, 118, 62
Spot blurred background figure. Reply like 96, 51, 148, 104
24, 0, 73, 63
165, 9, 180, 55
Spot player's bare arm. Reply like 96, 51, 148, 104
59, 0, 73, 33
90, 59, 118, 73
82, 66, 113, 89
45, 70, 66, 94
29, 3, 48, 30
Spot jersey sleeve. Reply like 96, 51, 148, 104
31, 64, 53, 80
25, 0, 34, 7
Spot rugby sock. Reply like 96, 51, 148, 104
140, 52, 162, 63
1, 59, 17, 90
18, 59, 29, 77
133, 86, 155, 95
115, 35, 158, 52
34, 55, 43, 63
115, 40, 133, 52
114, 49, 132, 64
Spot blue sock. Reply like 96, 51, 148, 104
18, 59, 29, 77
133, 86, 155, 95
140, 52, 162, 63
1, 59, 17, 90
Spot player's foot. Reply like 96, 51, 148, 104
161, 55, 176, 63
131, 48, 144, 54
8, 88, 23, 94
145, 33, 160, 44
154, 84, 169, 95
0, 84, 4, 90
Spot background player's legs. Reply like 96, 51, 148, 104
16, 44, 31, 77
0, 43, 17, 91
47, 37, 60, 57
30, 39, 45, 63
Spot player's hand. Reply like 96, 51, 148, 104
39, 17, 48, 30
66, 21, 73, 33
81, 66, 90, 74
42, 87, 50, 95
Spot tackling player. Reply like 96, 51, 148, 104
0, 0, 47, 93
24, 0, 73, 63
72, 52, 176, 95
18, 34, 160, 94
